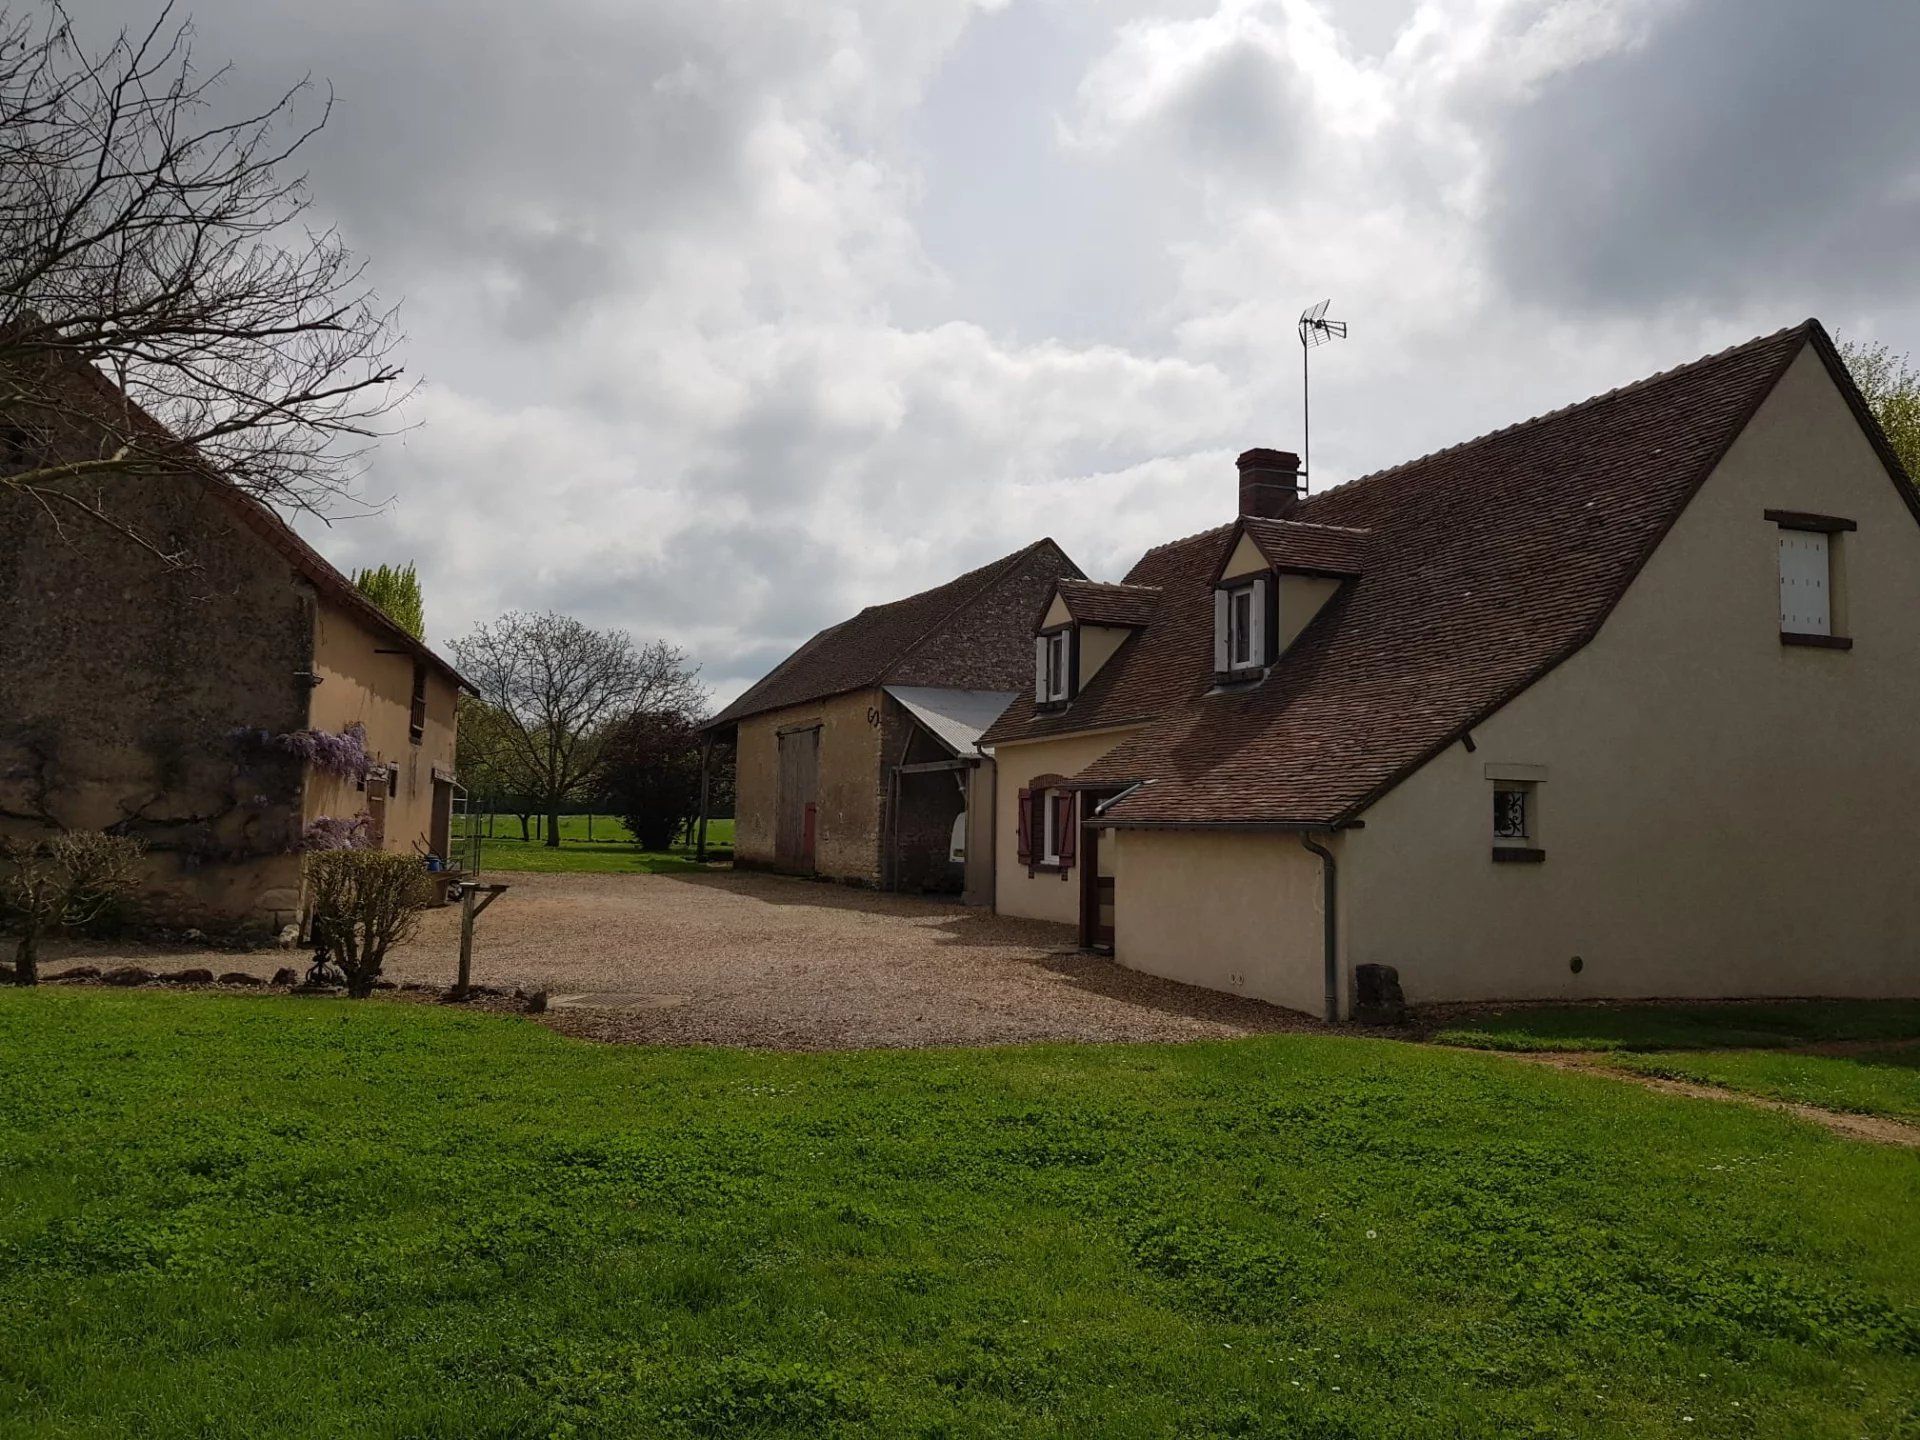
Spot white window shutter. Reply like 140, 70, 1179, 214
1213, 589, 1230, 672
1249, 576, 1268, 664
1778, 532, 1830, 636
1035, 634, 1049, 700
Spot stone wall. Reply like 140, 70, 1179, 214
0, 465, 313, 934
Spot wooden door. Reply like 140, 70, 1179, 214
775, 727, 821, 872
1077, 791, 1117, 952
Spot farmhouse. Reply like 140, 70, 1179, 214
705, 539, 1081, 897
982, 320, 1920, 1018
0, 379, 467, 936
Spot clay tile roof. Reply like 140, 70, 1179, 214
708, 538, 1081, 728
1238, 516, 1370, 576
1054, 578, 1161, 629
988, 321, 1888, 824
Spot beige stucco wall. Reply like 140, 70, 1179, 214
1221, 531, 1265, 580
1077, 624, 1131, 684
1277, 574, 1341, 654
1342, 345, 1920, 1003
1042, 593, 1072, 628
1113, 829, 1335, 1017
991, 727, 1138, 924
304, 597, 460, 861
733, 687, 886, 883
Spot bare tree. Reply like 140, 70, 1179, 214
0, 3, 408, 558
452, 612, 707, 848
2, 830, 144, 984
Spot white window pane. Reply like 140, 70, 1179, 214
1778, 531, 1830, 636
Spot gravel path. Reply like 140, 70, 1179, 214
45, 870, 1317, 1050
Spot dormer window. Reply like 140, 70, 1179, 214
1034, 626, 1075, 706
1213, 576, 1271, 679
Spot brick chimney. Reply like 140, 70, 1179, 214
1237, 448, 1302, 518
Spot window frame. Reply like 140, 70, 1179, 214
1214, 576, 1269, 680
1492, 787, 1530, 841
1486, 765, 1545, 864
1035, 625, 1076, 707
409, 660, 428, 745
1767, 509, 1854, 650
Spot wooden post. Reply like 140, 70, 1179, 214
695, 732, 712, 861
455, 885, 476, 999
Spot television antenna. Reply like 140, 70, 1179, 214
1297, 300, 1347, 491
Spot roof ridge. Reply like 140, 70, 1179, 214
1245, 517, 1372, 535
1062, 577, 1162, 592
1300, 320, 1814, 507
1135, 520, 1235, 559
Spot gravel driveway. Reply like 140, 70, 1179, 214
52, 869, 1317, 1050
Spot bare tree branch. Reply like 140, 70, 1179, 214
0, 2, 410, 549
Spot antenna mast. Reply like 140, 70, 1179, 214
1297, 300, 1347, 492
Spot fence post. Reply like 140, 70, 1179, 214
455, 885, 476, 999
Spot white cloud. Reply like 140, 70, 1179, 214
73, 0, 1920, 703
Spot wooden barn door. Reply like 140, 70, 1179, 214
776, 726, 821, 873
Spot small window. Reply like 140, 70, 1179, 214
1493, 788, 1529, 840
1041, 788, 1060, 864
1214, 577, 1268, 676
409, 661, 428, 743
1034, 629, 1073, 704
1777, 530, 1831, 637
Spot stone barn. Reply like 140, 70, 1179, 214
703, 539, 1081, 903
1, 373, 468, 935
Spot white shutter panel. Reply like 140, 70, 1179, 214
1249, 576, 1268, 665
1778, 532, 1830, 636
1213, 589, 1230, 672
1035, 634, 1049, 700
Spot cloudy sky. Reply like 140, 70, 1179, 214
85, 0, 1920, 705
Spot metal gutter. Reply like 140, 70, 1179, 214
1299, 832, 1340, 1024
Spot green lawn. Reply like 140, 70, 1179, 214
455, 815, 735, 875
1431, 999, 1920, 1053
4, 991, 1919, 1438
1613, 1046, 1920, 1122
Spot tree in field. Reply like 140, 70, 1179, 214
1840, 338, 1920, 481
352, 562, 424, 640
599, 710, 706, 851
1, 830, 144, 985
454, 693, 536, 840
0, 4, 407, 559
451, 613, 706, 848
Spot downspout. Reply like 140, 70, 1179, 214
1299, 832, 1338, 1024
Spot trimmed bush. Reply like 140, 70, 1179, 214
303, 850, 432, 998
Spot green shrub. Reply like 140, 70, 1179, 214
303, 849, 432, 998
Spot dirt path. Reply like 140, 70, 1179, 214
40, 869, 1319, 1050
1500, 1050, 1920, 1148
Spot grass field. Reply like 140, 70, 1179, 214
454, 815, 735, 875
1614, 1046, 1920, 1122
4, 989, 1918, 1438
1431, 999, 1920, 1053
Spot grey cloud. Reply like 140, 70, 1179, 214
1486, 0, 1920, 311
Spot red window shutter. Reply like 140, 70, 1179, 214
1055, 792, 1077, 876
1015, 787, 1032, 866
